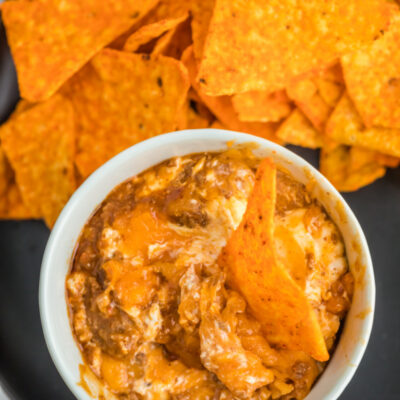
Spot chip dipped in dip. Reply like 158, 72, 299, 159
66, 147, 353, 400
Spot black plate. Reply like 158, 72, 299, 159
1, 12, 400, 400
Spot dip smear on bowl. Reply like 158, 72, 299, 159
66, 147, 353, 400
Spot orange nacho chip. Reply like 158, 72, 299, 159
0, 102, 36, 218
375, 153, 400, 168
8, 99, 33, 118
198, 0, 395, 95
152, 18, 192, 59
287, 77, 332, 132
0, 182, 35, 220
182, 46, 278, 141
210, 120, 227, 130
320, 140, 386, 192
232, 90, 292, 123
123, 13, 188, 53
0, 104, 37, 220
0, 95, 76, 227
314, 79, 344, 109
185, 105, 211, 130
184, 91, 215, 129
66, 49, 189, 178
151, 27, 178, 56
342, 14, 400, 129
219, 158, 329, 361
276, 109, 323, 149
190, 0, 215, 61
0, 147, 12, 200
326, 93, 400, 157
1, 0, 158, 102
110, 0, 191, 50
139, 0, 189, 25
0, 147, 32, 219
317, 64, 345, 84
314, 66, 344, 107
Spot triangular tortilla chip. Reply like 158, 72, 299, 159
232, 90, 292, 123
375, 153, 400, 168
318, 64, 344, 84
111, 0, 189, 50
326, 93, 400, 157
198, 0, 395, 95
0, 95, 76, 227
186, 106, 212, 129
181, 47, 278, 141
0, 146, 12, 199
342, 14, 400, 129
151, 27, 177, 56
183, 92, 215, 130
0, 147, 31, 219
320, 140, 386, 192
65, 49, 189, 178
139, 0, 189, 24
0, 102, 38, 219
219, 158, 329, 361
313, 64, 345, 108
210, 121, 227, 130
191, 0, 215, 61
0, 182, 36, 220
152, 18, 192, 59
287, 77, 332, 132
276, 109, 323, 149
123, 13, 188, 53
1, 0, 158, 101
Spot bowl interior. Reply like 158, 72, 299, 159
39, 129, 375, 400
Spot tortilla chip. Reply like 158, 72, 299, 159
139, 0, 189, 24
9, 100, 33, 119
314, 79, 344, 109
0, 101, 38, 219
0, 95, 76, 226
0, 147, 12, 198
210, 120, 227, 130
184, 90, 215, 129
320, 141, 386, 192
318, 64, 344, 83
153, 18, 192, 59
123, 13, 188, 53
287, 78, 332, 132
219, 158, 328, 361
65, 49, 189, 178
182, 47, 278, 141
0, 182, 36, 220
232, 90, 292, 123
375, 153, 400, 168
326, 93, 400, 157
109, 0, 189, 49
191, 0, 215, 60
342, 14, 400, 129
276, 109, 323, 149
197, 0, 395, 95
185, 100, 214, 130
151, 27, 177, 55
1, 0, 158, 102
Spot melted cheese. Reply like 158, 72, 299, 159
274, 207, 347, 341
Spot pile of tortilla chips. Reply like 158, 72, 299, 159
1, 0, 400, 226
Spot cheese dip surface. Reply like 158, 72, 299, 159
66, 148, 353, 400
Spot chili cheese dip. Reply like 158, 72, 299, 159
67, 148, 353, 400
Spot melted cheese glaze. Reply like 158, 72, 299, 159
275, 207, 347, 343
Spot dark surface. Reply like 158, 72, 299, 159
0, 13, 400, 400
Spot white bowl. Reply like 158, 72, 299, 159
39, 129, 375, 400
